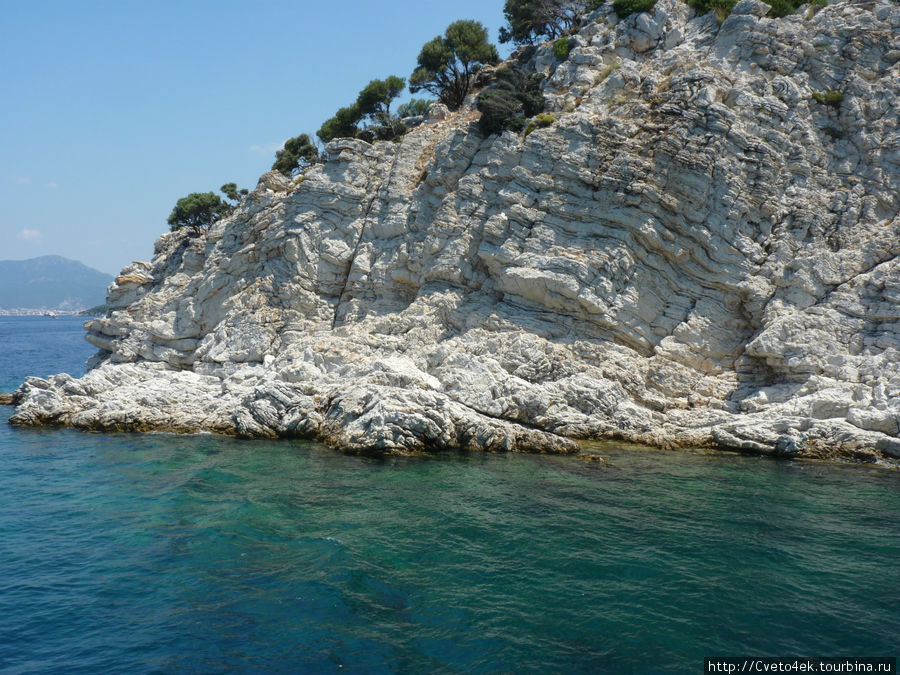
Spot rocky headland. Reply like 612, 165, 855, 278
10, 0, 900, 461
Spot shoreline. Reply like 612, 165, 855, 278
6, 402, 898, 469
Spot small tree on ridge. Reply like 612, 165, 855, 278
272, 134, 320, 176
167, 192, 229, 234
409, 20, 499, 110
499, 0, 587, 45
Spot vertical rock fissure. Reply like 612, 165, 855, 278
331, 146, 405, 330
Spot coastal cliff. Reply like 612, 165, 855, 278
11, 0, 900, 460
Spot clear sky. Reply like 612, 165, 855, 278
0, 0, 507, 275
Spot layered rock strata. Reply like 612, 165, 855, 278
12, 0, 900, 460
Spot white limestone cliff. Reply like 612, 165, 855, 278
11, 0, 900, 461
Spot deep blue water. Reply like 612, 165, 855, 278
0, 316, 898, 673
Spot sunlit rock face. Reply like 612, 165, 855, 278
12, 0, 900, 461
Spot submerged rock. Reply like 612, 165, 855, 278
11, 0, 900, 460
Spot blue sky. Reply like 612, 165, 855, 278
1, 0, 507, 274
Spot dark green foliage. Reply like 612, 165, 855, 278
686, 0, 736, 18
812, 90, 843, 107
368, 116, 408, 142
764, 0, 793, 13
689, 0, 824, 18
499, 0, 587, 45
585, 0, 604, 9
553, 36, 575, 60
613, 0, 657, 17
317, 104, 363, 143
317, 76, 408, 144
685, 0, 825, 18
476, 66, 545, 136
356, 76, 407, 140
768, 0, 826, 17
356, 76, 406, 117
410, 20, 499, 110
272, 134, 320, 176
220, 182, 241, 201
396, 98, 434, 118
506, 116, 528, 133
220, 182, 249, 201
167, 192, 229, 233
477, 89, 525, 136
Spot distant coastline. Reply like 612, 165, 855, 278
0, 306, 105, 317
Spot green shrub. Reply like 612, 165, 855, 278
396, 98, 434, 118
410, 20, 499, 110
764, 0, 826, 17
613, 0, 657, 18
477, 89, 524, 136
811, 90, 843, 107
523, 113, 557, 138
220, 182, 249, 201
272, 135, 319, 176
476, 67, 545, 136
553, 37, 575, 60
506, 116, 528, 133
686, 0, 736, 19
167, 192, 229, 233
499, 0, 586, 45
766, 0, 795, 16
317, 76, 408, 144
317, 105, 363, 143
689, 0, 820, 18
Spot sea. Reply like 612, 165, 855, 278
0, 315, 897, 673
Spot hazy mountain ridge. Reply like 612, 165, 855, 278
0, 256, 113, 310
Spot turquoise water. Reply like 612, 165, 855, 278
1, 317, 898, 672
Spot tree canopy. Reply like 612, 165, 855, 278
272, 134, 320, 176
318, 76, 408, 143
167, 192, 229, 233
220, 182, 249, 201
476, 67, 546, 136
317, 105, 362, 143
499, 0, 587, 45
409, 20, 499, 110
356, 76, 406, 118
396, 98, 434, 118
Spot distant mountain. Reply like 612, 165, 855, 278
0, 256, 113, 310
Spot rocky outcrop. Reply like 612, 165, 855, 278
11, 0, 900, 461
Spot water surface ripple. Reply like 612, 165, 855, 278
0, 317, 898, 672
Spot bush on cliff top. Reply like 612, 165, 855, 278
686, 0, 736, 19
410, 20, 499, 110
317, 76, 407, 144
220, 182, 249, 201
499, 0, 588, 45
687, 0, 823, 19
613, 0, 657, 18
396, 97, 434, 119
167, 192, 229, 234
272, 134, 320, 176
476, 66, 545, 136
